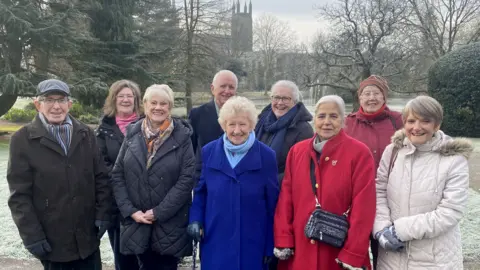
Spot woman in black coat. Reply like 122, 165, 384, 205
111, 84, 195, 270
255, 80, 314, 184
96, 79, 143, 270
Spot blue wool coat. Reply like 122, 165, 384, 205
189, 138, 279, 270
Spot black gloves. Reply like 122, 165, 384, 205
263, 256, 273, 265
95, 220, 110, 240
187, 222, 203, 242
25, 239, 52, 257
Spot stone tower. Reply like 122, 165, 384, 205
231, 0, 253, 53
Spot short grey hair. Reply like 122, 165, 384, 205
218, 96, 257, 129
403, 95, 443, 126
314, 95, 346, 126
143, 84, 174, 108
212, 70, 238, 88
271, 80, 301, 103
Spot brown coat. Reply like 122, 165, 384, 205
7, 114, 112, 262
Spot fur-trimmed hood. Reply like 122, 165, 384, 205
391, 129, 474, 159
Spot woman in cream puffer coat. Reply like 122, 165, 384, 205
373, 96, 473, 270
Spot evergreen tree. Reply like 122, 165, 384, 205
0, 0, 86, 116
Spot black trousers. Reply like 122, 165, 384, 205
108, 225, 140, 270
41, 249, 101, 270
371, 234, 379, 270
137, 249, 178, 270
268, 257, 278, 270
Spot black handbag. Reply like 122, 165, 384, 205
304, 158, 350, 248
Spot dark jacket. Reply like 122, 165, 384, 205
188, 100, 223, 154
111, 117, 195, 257
7, 114, 112, 262
188, 100, 224, 181
95, 115, 134, 225
95, 115, 126, 173
344, 107, 403, 169
256, 102, 314, 183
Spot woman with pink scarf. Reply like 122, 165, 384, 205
96, 79, 143, 270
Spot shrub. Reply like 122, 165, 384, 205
69, 102, 101, 119
428, 42, 480, 137
78, 113, 99, 124
2, 108, 36, 123
24, 102, 37, 111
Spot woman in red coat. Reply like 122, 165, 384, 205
343, 75, 402, 269
274, 95, 376, 270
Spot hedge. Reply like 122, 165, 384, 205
428, 42, 480, 137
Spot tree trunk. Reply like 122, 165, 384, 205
351, 90, 360, 112
0, 94, 18, 118
185, 31, 194, 115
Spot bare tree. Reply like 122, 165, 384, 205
309, 0, 409, 110
181, 0, 232, 113
404, 0, 480, 59
253, 13, 296, 94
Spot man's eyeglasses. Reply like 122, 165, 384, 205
271, 95, 292, 103
40, 97, 69, 105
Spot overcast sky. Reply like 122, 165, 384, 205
248, 0, 333, 44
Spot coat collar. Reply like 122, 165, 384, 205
258, 102, 313, 129
206, 138, 262, 178
125, 117, 193, 168
348, 106, 395, 123
308, 129, 348, 160
391, 129, 474, 159
28, 113, 89, 157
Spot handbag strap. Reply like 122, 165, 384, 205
387, 146, 399, 178
310, 158, 350, 216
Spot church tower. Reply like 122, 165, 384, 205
231, 0, 253, 53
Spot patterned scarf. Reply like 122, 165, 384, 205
142, 116, 174, 169
39, 113, 73, 155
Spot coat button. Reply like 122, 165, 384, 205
310, 239, 316, 244
325, 157, 330, 161
315, 183, 319, 188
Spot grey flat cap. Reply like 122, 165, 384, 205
37, 79, 70, 96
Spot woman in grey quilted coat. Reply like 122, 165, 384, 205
373, 96, 473, 270
111, 84, 195, 270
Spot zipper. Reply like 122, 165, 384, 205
45, 199, 49, 208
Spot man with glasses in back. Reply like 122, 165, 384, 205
7, 79, 112, 270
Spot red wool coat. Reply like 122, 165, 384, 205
344, 107, 402, 169
274, 130, 376, 270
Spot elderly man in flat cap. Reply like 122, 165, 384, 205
7, 79, 112, 270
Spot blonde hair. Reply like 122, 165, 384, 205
103, 80, 143, 117
403, 95, 443, 126
218, 96, 257, 129
143, 84, 175, 108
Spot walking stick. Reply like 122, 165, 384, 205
192, 239, 198, 270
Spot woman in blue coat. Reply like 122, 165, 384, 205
188, 96, 280, 270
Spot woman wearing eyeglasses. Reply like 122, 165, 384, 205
255, 80, 314, 184
96, 80, 143, 270
343, 75, 403, 269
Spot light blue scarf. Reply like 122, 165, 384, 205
223, 131, 256, 168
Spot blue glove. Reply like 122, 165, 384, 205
375, 225, 404, 251
187, 222, 203, 242
95, 220, 110, 240
25, 239, 52, 257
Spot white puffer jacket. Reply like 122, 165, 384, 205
374, 130, 473, 270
